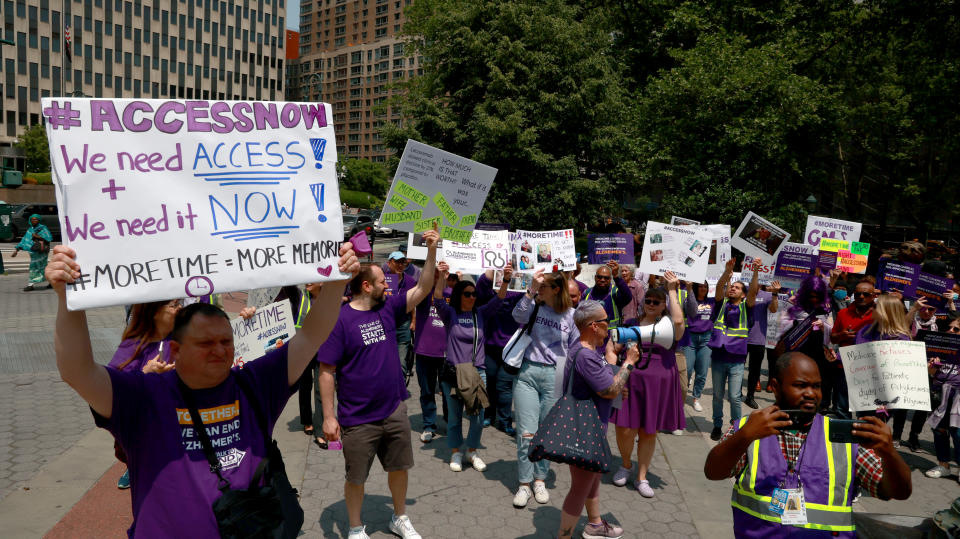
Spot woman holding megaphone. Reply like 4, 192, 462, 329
609, 271, 686, 498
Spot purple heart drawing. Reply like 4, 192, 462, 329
317, 265, 333, 277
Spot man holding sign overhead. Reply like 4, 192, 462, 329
45, 241, 360, 538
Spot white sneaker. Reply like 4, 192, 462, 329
612, 465, 632, 487
671, 429, 684, 436
533, 480, 549, 503
389, 514, 422, 539
450, 452, 463, 472
466, 451, 487, 471
419, 431, 434, 443
513, 485, 533, 507
348, 525, 370, 539
926, 465, 950, 478
693, 399, 703, 412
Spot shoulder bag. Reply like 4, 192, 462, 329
527, 348, 612, 473
502, 301, 541, 375
178, 375, 304, 539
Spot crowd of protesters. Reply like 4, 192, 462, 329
47, 227, 960, 539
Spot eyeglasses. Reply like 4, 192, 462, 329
591, 318, 609, 326
644, 298, 662, 306
461, 291, 476, 298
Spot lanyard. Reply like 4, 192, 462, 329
779, 430, 809, 491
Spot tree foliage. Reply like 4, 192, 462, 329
15, 124, 50, 173
337, 158, 391, 198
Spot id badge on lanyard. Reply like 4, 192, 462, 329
768, 436, 808, 525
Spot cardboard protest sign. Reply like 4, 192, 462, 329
877, 259, 920, 296
701, 224, 732, 280
587, 234, 635, 264
670, 216, 700, 226
837, 242, 870, 274
766, 293, 791, 348
731, 211, 790, 261
839, 340, 931, 412
916, 272, 954, 309
231, 300, 296, 368
511, 229, 576, 273
803, 216, 861, 250
442, 229, 510, 274
638, 221, 712, 282
45, 98, 346, 310
381, 140, 497, 243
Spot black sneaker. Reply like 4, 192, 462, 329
743, 397, 759, 410
710, 427, 722, 441
906, 435, 920, 452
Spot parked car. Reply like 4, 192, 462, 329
343, 214, 375, 247
11, 203, 60, 241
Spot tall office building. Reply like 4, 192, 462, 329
0, 0, 288, 145
294, 0, 421, 162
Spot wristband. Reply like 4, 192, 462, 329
625, 363, 635, 371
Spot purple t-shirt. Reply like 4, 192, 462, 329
316, 294, 409, 426
434, 296, 502, 367
108, 338, 172, 373
747, 291, 772, 345
686, 297, 716, 334
562, 341, 615, 424
413, 295, 447, 358
94, 348, 293, 538
475, 273, 524, 347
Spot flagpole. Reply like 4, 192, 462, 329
60, 0, 64, 97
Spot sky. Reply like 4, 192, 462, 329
287, 1, 300, 31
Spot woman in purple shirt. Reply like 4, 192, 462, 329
108, 299, 181, 489
683, 282, 715, 413
433, 262, 512, 472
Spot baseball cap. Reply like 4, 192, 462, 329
388, 251, 406, 261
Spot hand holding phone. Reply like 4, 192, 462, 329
827, 418, 869, 444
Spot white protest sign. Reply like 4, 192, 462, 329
731, 211, 790, 261
638, 221, 713, 282
44, 98, 347, 310
512, 229, 576, 273
803, 215, 861, 250
381, 140, 497, 243
839, 340, 931, 412
701, 224, 732, 280
231, 300, 296, 368
441, 229, 509, 273
670, 216, 700, 226
738, 254, 777, 285
765, 293, 790, 348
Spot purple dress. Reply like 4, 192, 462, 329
611, 319, 686, 432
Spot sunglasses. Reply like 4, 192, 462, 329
920, 306, 937, 312
644, 298, 662, 306
591, 318, 609, 326
461, 291, 476, 298
853, 292, 875, 298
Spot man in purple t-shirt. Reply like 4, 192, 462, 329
44, 243, 359, 538
317, 228, 439, 539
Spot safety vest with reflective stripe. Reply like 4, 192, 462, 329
585, 284, 622, 327
294, 289, 311, 329
713, 298, 749, 337
730, 414, 857, 538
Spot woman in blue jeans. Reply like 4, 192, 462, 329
682, 282, 715, 413
433, 262, 511, 472
510, 269, 579, 507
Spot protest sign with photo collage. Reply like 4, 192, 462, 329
638, 221, 713, 282
512, 229, 577, 273
231, 300, 296, 368
45, 98, 347, 310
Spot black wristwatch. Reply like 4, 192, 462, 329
625, 363, 635, 371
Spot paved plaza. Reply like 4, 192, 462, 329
0, 261, 956, 537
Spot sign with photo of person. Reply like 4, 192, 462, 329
638, 221, 713, 282
731, 211, 790, 261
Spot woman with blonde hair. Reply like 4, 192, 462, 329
511, 269, 579, 507
855, 294, 912, 344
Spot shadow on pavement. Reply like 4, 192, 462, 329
316, 493, 419, 539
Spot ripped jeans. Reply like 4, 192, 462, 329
513, 360, 558, 484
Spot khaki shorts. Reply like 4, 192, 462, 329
341, 401, 414, 484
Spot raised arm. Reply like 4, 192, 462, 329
405, 228, 440, 312
664, 271, 685, 340
513, 269, 545, 324
705, 406, 791, 480
497, 263, 514, 300
767, 281, 781, 313
715, 259, 735, 303
433, 261, 449, 300
683, 282, 700, 320
46, 246, 114, 418
286, 243, 359, 387
746, 257, 761, 308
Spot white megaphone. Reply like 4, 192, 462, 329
608, 317, 675, 349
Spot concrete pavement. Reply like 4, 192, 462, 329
0, 253, 957, 537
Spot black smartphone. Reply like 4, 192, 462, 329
828, 418, 869, 444
776, 409, 813, 429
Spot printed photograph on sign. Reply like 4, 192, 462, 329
638, 221, 712, 283
43, 98, 346, 310
700, 224, 731, 279
670, 216, 700, 226
512, 230, 576, 273
730, 211, 790, 260
231, 300, 296, 369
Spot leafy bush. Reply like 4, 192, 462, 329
340, 189, 383, 210
25, 172, 52, 184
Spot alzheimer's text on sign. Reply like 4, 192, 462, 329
839, 340, 931, 412
45, 98, 348, 310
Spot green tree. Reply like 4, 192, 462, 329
337, 158, 391, 197
15, 124, 50, 173
384, 0, 640, 230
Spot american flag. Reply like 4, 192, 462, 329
64, 25, 71, 63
